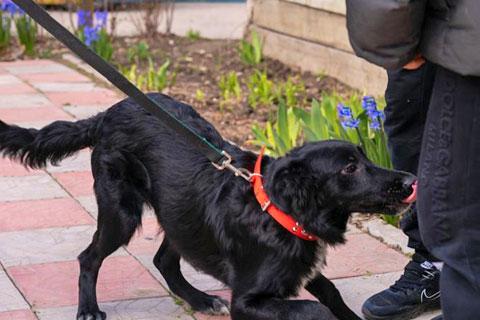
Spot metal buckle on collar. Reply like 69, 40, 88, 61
212, 151, 254, 182
261, 200, 271, 211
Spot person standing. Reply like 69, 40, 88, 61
345, 1, 480, 320
362, 61, 442, 320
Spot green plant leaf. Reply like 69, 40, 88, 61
272, 128, 287, 156
311, 99, 329, 140
277, 100, 290, 149
293, 107, 310, 124
251, 31, 262, 65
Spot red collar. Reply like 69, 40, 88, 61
251, 147, 319, 241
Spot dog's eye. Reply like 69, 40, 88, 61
342, 164, 357, 175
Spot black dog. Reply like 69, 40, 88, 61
0, 93, 416, 320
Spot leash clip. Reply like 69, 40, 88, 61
212, 151, 254, 182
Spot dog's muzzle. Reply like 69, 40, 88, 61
402, 180, 418, 204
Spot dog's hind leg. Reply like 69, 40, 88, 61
230, 267, 339, 320
76, 168, 144, 320
153, 238, 230, 315
306, 274, 361, 320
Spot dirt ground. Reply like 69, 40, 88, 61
2, 34, 354, 145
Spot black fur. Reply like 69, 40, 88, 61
0, 93, 416, 320
0, 115, 101, 168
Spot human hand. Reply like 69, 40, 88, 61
403, 54, 426, 70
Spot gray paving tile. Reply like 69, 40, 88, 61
180, 261, 227, 292
36, 297, 194, 320
0, 74, 22, 86
0, 174, 68, 201
76, 196, 155, 220
0, 94, 52, 108
5, 64, 73, 75
346, 223, 362, 235
0, 225, 127, 266
76, 195, 98, 219
0, 270, 29, 312
63, 106, 106, 119
332, 272, 401, 316
362, 218, 415, 256
137, 255, 227, 292
14, 121, 56, 130
31, 82, 97, 92
46, 150, 91, 173
63, 105, 109, 119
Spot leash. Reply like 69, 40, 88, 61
11, 0, 252, 179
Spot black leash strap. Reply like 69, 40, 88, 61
11, 0, 227, 166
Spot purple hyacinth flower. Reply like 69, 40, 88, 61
77, 9, 88, 28
368, 109, 385, 121
370, 120, 381, 131
362, 96, 377, 111
337, 103, 353, 118
341, 119, 360, 129
376, 110, 386, 120
84, 26, 99, 46
1, 0, 23, 16
0, 0, 11, 13
94, 10, 108, 28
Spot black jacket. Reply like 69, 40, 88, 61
346, 0, 480, 76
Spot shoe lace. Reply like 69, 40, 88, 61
390, 264, 436, 292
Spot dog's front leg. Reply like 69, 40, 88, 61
306, 274, 361, 320
231, 294, 338, 320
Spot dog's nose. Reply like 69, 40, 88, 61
402, 176, 417, 204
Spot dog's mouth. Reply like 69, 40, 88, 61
382, 180, 418, 215
402, 180, 417, 204
341, 180, 418, 216
356, 181, 417, 215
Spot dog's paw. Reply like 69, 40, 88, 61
209, 296, 230, 315
76, 310, 106, 320
196, 296, 230, 315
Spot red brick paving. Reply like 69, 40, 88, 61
19, 72, 91, 83
0, 59, 56, 67
324, 233, 408, 279
0, 84, 36, 94
0, 310, 37, 320
45, 91, 120, 106
52, 171, 95, 197
126, 217, 164, 255
0, 198, 94, 232
8, 256, 168, 308
0, 107, 72, 123
0, 158, 43, 177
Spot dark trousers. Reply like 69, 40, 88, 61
417, 66, 480, 320
384, 61, 438, 262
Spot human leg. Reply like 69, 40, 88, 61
362, 62, 441, 320
417, 65, 480, 320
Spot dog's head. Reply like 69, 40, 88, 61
265, 140, 416, 244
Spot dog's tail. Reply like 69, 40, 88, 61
0, 113, 103, 169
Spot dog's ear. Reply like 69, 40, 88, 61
267, 159, 317, 216
267, 158, 346, 245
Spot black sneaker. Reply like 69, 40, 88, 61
362, 259, 441, 320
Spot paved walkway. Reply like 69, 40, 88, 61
48, 3, 249, 39
0, 59, 439, 319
